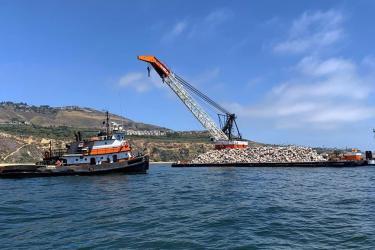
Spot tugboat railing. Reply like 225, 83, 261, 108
44, 149, 67, 159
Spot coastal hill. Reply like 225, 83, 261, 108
0, 101, 166, 130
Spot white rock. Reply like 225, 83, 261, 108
191, 145, 326, 164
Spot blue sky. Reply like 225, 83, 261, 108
1, 0, 375, 149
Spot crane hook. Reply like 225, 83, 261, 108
147, 66, 151, 77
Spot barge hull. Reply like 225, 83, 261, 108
172, 161, 368, 168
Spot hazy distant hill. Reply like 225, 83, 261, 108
0, 101, 168, 130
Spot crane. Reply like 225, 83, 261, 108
138, 55, 248, 150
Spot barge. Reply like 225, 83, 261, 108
172, 161, 369, 168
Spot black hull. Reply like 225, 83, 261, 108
0, 156, 149, 178
172, 160, 368, 168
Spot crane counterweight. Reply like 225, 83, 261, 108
138, 55, 248, 150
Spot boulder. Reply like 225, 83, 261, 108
191, 146, 326, 164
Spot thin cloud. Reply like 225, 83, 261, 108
159, 8, 233, 42
228, 9, 375, 130
247, 76, 264, 87
228, 56, 375, 128
362, 55, 375, 70
274, 10, 344, 54
188, 8, 233, 38
161, 20, 188, 42
193, 67, 221, 85
205, 8, 233, 26
118, 71, 162, 93
296, 56, 355, 77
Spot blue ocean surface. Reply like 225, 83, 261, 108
1, 164, 375, 249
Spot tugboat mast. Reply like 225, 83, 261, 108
106, 111, 110, 139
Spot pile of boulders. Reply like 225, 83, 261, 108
191, 146, 326, 164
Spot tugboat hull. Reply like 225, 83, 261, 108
0, 156, 149, 178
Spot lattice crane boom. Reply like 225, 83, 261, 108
138, 55, 248, 149
165, 73, 228, 141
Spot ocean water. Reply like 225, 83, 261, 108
1, 165, 375, 249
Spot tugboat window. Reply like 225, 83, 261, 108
113, 155, 118, 162
90, 158, 96, 165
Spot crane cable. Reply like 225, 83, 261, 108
146, 63, 229, 114
175, 74, 228, 114
174, 74, 231, 115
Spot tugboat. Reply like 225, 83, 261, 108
0, 112, 149, 178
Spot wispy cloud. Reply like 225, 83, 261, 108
205, 8, 233, 26
188, 8, 233, 38
274, 10, 344, 54
227, 9, 375, 132
161, 20, 188, 42
118, 71, 162, 93
160, 8, 233, 43
229, 56, 375, 128
247, 76, 264, 87
362, 55, 375, 70
192, 67, 221, 85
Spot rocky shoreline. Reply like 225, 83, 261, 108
191, 146, 327, 164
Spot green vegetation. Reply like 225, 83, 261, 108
0, 124, 76, 140
0, 124, 211, 143
0, 101, 57, 114
0, 101, 164, 130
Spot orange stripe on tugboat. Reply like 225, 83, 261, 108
87, 145, 131, 155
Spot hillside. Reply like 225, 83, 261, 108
0, 102, 264, 163
0, 102, 215, 162
0, 125, 215, 163
0, 101, 166, 130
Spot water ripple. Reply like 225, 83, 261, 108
1, 165, 375, 249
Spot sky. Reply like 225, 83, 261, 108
0, 0, 375, 149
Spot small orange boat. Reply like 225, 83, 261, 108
342, 149, 363, 161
